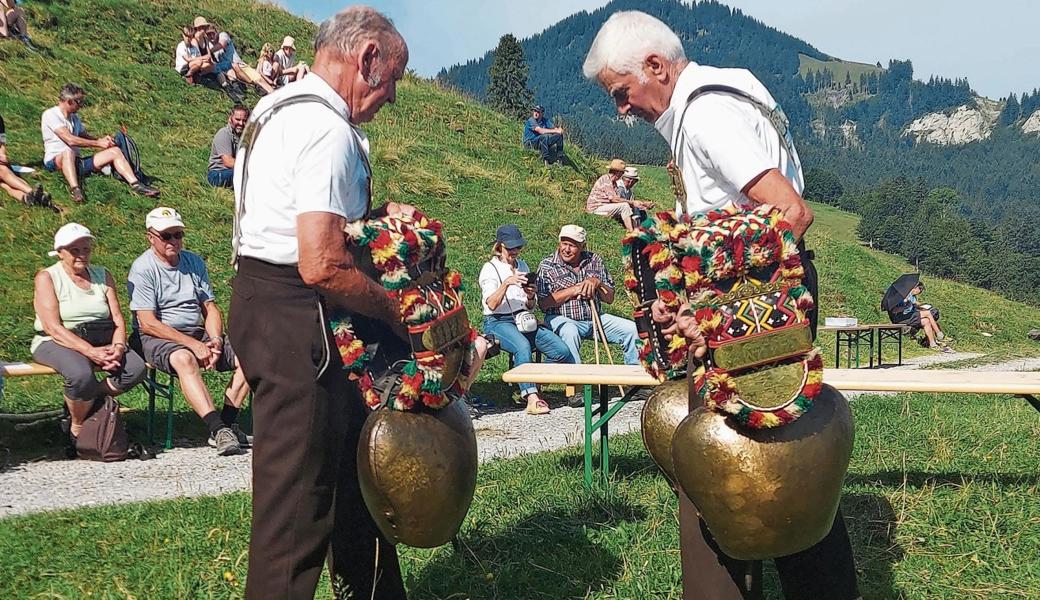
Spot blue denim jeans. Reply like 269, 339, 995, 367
523, 133, 563, 163
483, 314, 573, 397
545, 313, 640, 365
207, 167, 234, 187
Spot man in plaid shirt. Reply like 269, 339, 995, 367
536, 224, 640, 369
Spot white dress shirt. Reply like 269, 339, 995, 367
654, 63, 804, 216
233, 74, 371, 265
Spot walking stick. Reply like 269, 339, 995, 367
589, 298, 626, 397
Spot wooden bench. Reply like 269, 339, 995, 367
502, 363, 1040, 486
2, 360, 179, 448
819, 324, 913, 368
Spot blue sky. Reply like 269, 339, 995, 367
281, 0, 1040, 100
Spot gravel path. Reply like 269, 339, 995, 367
4, 351, 1040, 520
0, 400, 645, 519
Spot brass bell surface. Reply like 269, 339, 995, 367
640, 380, 690, 484
671, 384, 854, 560
357, 399, 478, 548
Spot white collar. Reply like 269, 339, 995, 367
654, 62, 701, 150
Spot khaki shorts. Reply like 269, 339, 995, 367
592, 202, 634, 220
237, 64, 263, 84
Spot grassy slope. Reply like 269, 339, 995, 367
798, 52, 883, 82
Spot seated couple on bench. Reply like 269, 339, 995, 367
889, 280, 951, 353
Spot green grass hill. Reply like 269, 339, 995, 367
3, 0, 1040, 417
798, 52, 883, 83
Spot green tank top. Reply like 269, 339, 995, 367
31, 263, 111, 354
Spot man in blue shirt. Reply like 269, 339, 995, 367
523, 105, 565, 165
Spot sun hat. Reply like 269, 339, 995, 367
495, 224, 527, 249
49, 223, 94, 256
281, 35, 296, 49
192, 16, 210, 28
607, 158, 626, 173
146, 207, 185, 232
559, 224, 587, 244
622, 166, 640, 180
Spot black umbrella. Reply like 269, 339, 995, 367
881, 273, 920, 314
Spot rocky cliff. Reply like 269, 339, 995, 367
902, 97, 1002, 145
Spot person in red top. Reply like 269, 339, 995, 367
585, 158, 653, 230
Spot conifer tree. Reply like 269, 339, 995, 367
486, 34, 534, 120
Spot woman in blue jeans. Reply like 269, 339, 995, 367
479, 224, 573, 415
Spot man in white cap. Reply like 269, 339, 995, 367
583, 10, 854, 600
274, 35, 309, 85
537, 224, 647, 405
127, 207, 251, 456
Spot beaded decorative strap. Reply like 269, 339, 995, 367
329, 213, 477, 411
624, 204, 820, 428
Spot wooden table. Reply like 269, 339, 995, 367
820, 324, 912, 368
502, 364, 656, 487
502, 364, 1040, 485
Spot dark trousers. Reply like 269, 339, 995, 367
524, 133, 563, 162
230, 257, 405, 600
679, 250, 859, 600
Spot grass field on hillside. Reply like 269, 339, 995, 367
798, 53, 883, 83
3, 391, 1040, 599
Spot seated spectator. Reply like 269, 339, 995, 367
128, 207, 251, 456
1, 112, 50, 206
616, 166, 639, 200
214, 28, 275, 95
0, 0, 29, 43
479, 224, 573, 415
537, 225, 650, 403
586, 159, 652, 231
41, 83, 160, 203
31, 223, 147, 440
256, 43, 282, 88
892, 281, 951, 352
207, 105, 249, 187
175, 25, 212, 84
275, 36, 309, 84
523, 105, 564, 165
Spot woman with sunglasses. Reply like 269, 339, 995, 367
479, 224, 573, 415
31, 223, 146, 440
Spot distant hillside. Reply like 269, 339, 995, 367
438, 0, 1040, 266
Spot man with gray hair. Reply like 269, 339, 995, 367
230, 6, 410, 599
583, 10, 858, 600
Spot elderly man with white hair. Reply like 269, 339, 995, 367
230, 6, 409, 599
583, 10, 858, 600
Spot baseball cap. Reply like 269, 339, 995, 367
533, 104, 545, 113
558, 224, 587, 243
49, 223, 94, 256
495, 224, 527, 249
146, 207, 185, 232
282, 35, 296, 49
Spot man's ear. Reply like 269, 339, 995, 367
358, 40, 379, 80
645, 54, 668, 82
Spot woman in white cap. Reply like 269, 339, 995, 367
31, 223, 146, 440
274, 35, 309, 85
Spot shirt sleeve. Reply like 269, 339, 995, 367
478, 262, 501, 310
535, 259, 552, 301
686, 96, 777, 193
211, 128, 233, 158
293, 124, 368, 221
191, 255, 216, 304
127, 259, 156, 312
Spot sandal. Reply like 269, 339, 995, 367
525, 395, 551, 415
